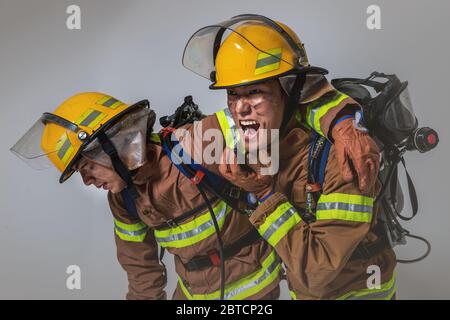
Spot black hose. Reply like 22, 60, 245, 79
396, 233, 432, 264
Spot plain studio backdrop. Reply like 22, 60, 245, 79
0, 0, 448, 299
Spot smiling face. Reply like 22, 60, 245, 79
74, 156, 126, 193
227, 80, 286, 151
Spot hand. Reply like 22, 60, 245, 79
332, 118, 380, 194
218, 148, 274, 200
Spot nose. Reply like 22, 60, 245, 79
235, 96, 252, 116
80, 171, 95, 186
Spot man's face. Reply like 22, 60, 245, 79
227, 80, 286, 151
74, 156, 126, 194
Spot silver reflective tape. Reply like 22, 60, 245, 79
57, 138, 71, 160
261, 207, 297, 242
346, 279, 396, 300
309, 92, 342, 127
223, 256, 280, 300
183, 254, 280, 300
79, 110, 102, 127
114, 224, 148, 237
223, 108, 239, 147
316, 202, 372, 214
155, 205, 227, 244
255, 54, 281, 69
102, 98, 119, 107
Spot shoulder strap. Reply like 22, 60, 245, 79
304, 132, 332, 222
120, 188, 139, 219
160, 130, 256, 215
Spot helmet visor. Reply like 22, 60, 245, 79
182, 16, 299, 81
10, 117, 64, 170
81, 106, 155, 170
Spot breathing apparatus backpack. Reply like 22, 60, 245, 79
331, 71, 439, 263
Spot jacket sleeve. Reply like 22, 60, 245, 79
248, 157, 376, 290
300, 90, 361, 139
108, 192, 167, 300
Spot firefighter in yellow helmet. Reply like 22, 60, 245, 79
183, 14, 379, 192
181, 14, 397, 299
11, 92, 283, 300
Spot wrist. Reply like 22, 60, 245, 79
334, 114, 353, 126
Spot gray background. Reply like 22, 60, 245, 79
0, 0, 448, 299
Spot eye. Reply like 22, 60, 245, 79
227, 90, 237, 96
249, 89, 263, 95
75, 159, 89, 172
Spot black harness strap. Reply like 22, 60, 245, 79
184, 228, 261, 272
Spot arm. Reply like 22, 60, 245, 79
300, 90, 379, 193
249, 189, 373, 290
300, 90, 360, 139
108, 192, 167, 300
219, 147, 376, 290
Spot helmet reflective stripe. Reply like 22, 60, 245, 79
337, 271, 397, 300
75, 109, 107, 129
306, 91, 350, 137
96, 96, 123, 109
179, 250, 282, 300
254, 47, 282, 76
114, 218, 149, 242
154, 200, 232, 248
316, 193, 374, 223
56, 133, 75, 165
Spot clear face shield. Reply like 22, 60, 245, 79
81, 107, 156, 171
10, 117, 59, 170
11, 105, 156, 174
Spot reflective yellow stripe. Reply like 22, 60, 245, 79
56, 133, 75, 165
215, 108, 243, 151
114, 218, 149, 242
316, 193, 374, 223
337, 271, 397, 300
288, 271, 397, 300
289, 290, 297, 300
149, 133, 161, 144
75, 108, 107, 129
179, 250, 281, 300
257, 202, 302, 247
96, 96, 123, 109
254, 48, 282, 76
294, 110, 303, 126
154, 200, 232, 248
306, 92, 349, 137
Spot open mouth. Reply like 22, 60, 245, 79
96, 183, 108, 190
239, 120, 260, 139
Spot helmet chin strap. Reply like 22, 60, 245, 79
97, 131, 140, 218
280, 73, 306, 137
